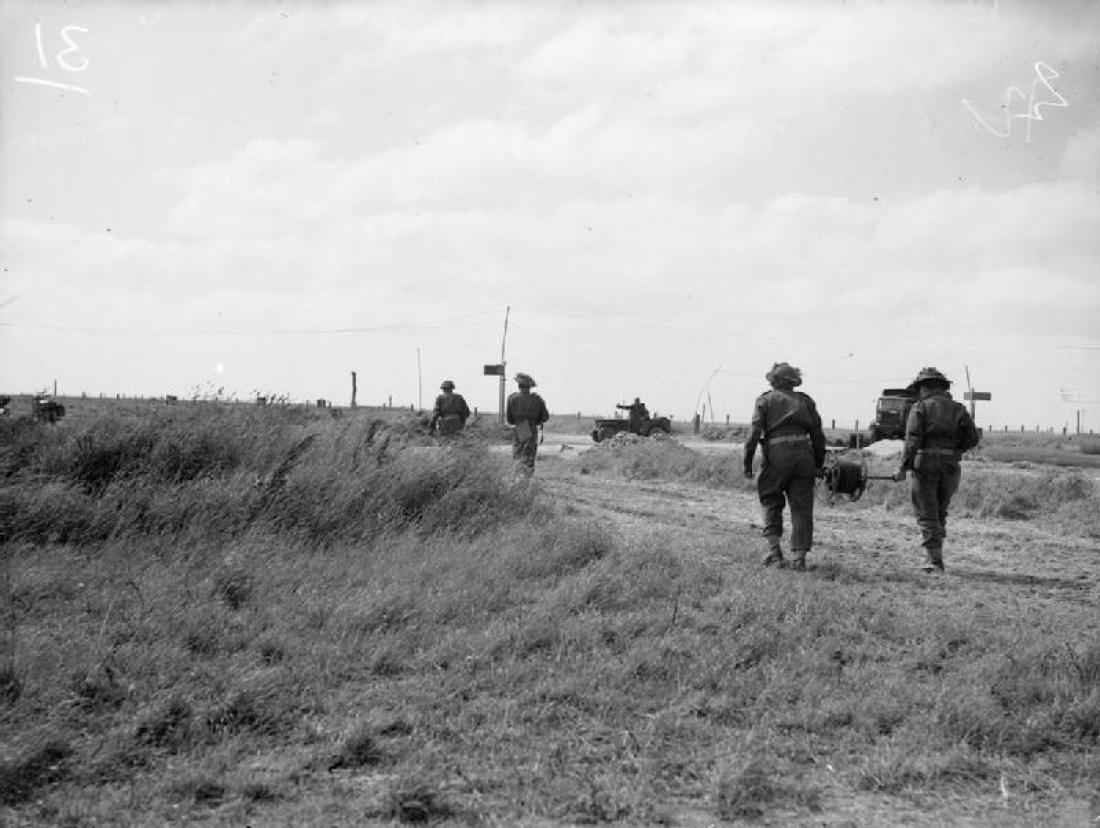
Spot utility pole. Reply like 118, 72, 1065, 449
417, 347, 422, 411
499, 305, 510, 424
350, 371, 357, 408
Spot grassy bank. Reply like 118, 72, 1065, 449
1, 407, 1098, 825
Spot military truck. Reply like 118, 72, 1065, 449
591, 414, 671, 442
867, 387, 918, 443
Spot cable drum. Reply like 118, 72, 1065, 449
819, 451, 868, 502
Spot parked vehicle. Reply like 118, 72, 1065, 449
33, 395, 66, 424
591, 413, 671, 442
869, 387, 918, 442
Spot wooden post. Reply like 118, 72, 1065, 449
351, 371, 357, 408
499, 306, 510, 425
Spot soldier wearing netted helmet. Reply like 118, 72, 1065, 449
429, 380, 471, 438
506, 373, 550, 474
894, 367, 981, 573
742, 362, 827, 571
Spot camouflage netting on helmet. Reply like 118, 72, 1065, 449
765, 362, 802, 387
908, 367, 951, 388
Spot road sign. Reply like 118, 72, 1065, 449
964, 391, 991, 401
483, 364, 504, 376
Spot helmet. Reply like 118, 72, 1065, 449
515, 372, 536, 388
440, 380, 455, 391
765, 362, 802, 387
907, 367, 951, 390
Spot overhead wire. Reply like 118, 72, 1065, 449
0, 309, 502, 337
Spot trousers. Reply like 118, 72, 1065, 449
757, 441, 816, 554
909, 453, 961, 556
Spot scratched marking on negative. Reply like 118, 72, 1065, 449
962, 61, 1067, 142
14, 22, 90, 94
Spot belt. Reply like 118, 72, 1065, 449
767, 433, 810, 445
918, 447, 958, 455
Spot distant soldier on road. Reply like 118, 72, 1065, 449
893, 367, 981, 574
616, 397, 650, 433
506, 373, 550, 474
429, 380, 471, 438
742, 362, 827, 571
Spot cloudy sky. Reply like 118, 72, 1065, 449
2, 1, 1098, 429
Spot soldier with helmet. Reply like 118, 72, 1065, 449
616, 397, 651, 433
894, 367, 981, 573
742, 362, 827, 571
506, 372, 550, 474
429, 380, 471, 438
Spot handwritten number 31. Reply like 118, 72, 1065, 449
35, 22, 89, 73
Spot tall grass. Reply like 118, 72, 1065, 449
2, 407, 538, 547
1, 406, 1097, 824
580, 435, 754, 491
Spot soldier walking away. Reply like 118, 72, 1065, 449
506, 373, 549, 474
742, 362, 827, 571
429, 380, 471, 438
893, 367, 981, 574
616, 397, 650, 433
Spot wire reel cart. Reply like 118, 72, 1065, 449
817, 448, 897, 503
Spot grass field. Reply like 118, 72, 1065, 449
1, 401, 1098, 826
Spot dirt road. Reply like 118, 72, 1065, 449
511, 434, 1100, 826
530, 434, 1098, 620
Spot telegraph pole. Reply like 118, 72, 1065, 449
499, 305, 510, 424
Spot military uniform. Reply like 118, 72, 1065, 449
897, 368, 980, 572
506, 373, 549, 473
430, 381, 471, 437
616, 398, 650, 432
742, 363, 826, 569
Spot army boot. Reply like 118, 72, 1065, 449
921, 548, 944, 574
761, 538, 785, 568
789, 551, 807, 572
